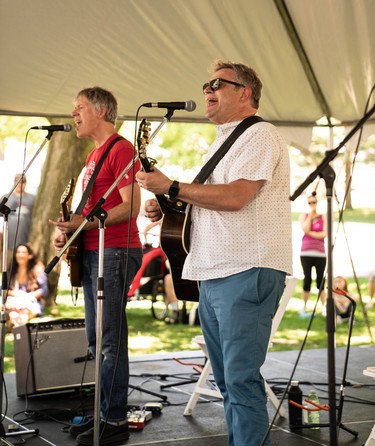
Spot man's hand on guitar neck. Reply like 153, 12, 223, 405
49, 214, 82, 250
136, 167, 172, 196
49, 213, 86, 235
144, 199, 163, 222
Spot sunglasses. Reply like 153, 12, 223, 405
308, 201, 317, 205
202, 78, 246, 92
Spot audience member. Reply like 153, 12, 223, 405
6, 243, 48, 331
299, 192, 327, 316
163, 263, 182, 324
0, 173, 36, 269
142, 220, 180, 323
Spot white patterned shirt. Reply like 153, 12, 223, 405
182, 120, 293, 281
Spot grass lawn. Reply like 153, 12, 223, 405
4, 276, 374, 374
291, 207, 375, 224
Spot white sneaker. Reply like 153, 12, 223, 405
299, 309, 312, 319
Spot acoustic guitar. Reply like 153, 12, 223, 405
60, 178, 83, 288
137, 119, 199, 302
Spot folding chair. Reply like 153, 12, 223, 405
184, 276, 297, 416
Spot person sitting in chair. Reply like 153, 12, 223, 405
333, 275, 354, 324
6, 243, 48, 331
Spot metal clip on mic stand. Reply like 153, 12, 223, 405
45, 108, 174, 446
290, 103, 375, 446
0, 130, 55, 444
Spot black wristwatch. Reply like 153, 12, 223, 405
168, 180, 180, 199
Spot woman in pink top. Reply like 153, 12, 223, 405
300, 193, 327, 314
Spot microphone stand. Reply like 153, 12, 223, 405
0, 130, 55, 444
45, 108, 174, 446
147, 109, 174, 143
290, 103, 375, 445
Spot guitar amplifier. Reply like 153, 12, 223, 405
13, 318, 96, 397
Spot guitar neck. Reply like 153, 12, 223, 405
137, 120, 187, 215
61, 203, 70, 222
139, 156, 169, 212
140, 159, 188, 215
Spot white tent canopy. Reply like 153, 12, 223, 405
1, 0, 375, 143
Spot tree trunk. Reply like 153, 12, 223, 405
28, 118, 91, 306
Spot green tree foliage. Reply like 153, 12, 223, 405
158, 122, 216, 169
0, 115, 50, 157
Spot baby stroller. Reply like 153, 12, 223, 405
127, 243, 171, 320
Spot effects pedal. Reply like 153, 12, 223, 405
144, 402, 163, 414
127, 410, 152, 430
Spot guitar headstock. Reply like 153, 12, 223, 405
137, 118, 156, 172
60, 178, 76, 206
137, 118, 151, 153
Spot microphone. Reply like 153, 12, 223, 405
31, 124, 72, 132
142, 100, 196, 112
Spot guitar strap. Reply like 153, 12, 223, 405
194, 115, 264, 183
74, 136, 124, 215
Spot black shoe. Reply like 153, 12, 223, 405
69, 416, 94, 437
76, 421, 130, 445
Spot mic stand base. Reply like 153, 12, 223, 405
290, 422, 358, 437
4, 428, 40, 439
290, 296, 358, 439
128, 384, 168, 401
0, 422, 39, 444
160, 378, 199, 390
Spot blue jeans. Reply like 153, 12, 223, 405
82, 247, 142, 422
199, 268, 286, 446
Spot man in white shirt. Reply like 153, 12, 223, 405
137, 60, 292, 446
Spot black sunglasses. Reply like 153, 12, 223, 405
308, 201, 317, 205
202, 78, 246, 92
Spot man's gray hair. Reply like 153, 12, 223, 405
76, 87, 118, 124
211, 60, 262, 109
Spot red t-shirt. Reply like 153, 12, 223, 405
81, 133, 141, 250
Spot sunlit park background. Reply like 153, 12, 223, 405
0, 115, 375, 373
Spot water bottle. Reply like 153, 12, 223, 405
307, 390, 320, 429
288, 380, 303, 428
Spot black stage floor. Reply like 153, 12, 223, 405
2, 345, 375, 446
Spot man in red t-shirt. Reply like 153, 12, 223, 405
50, 87, 142, 445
